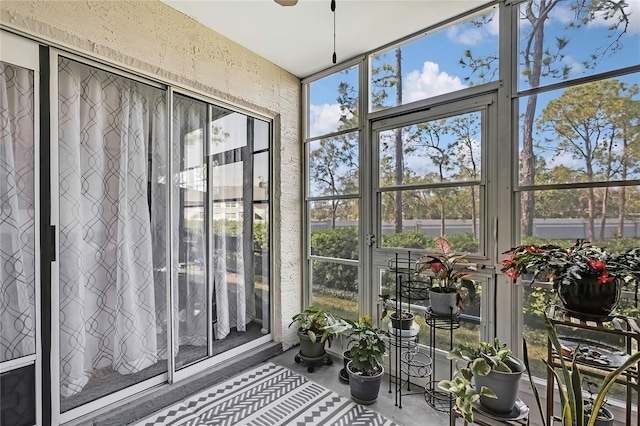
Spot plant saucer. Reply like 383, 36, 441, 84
339, 368, 349, 383
472, 397, 529, 421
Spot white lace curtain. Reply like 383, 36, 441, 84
2, 57, 255, 397
0, 62, 36, 363
172, 99, 252, 343
57, 59, 167, 397
172, 96, 208, 347
212, 159, 248, 340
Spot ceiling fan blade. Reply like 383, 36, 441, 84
274, 0, 298, 6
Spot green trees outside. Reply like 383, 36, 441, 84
537, 80, 640, 241
307, 1, 639, 372
516, 0, 633, 236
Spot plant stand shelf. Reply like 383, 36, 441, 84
386, 253, 432, 409
449, 407, 530, 426
545, 304, 640, 426
424, 307, 460, 413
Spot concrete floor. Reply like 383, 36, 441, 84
267, 348, 450, 426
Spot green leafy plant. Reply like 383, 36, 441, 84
417, 237, 477, 309
522, 314, 640, 426
325, 316, 387, 376
289, 306, 337, 345
378, 293, 413, 322
582, 378, 613, 423
501, 239, 640, 299
438, 339, 521, 422
418, 237, 478, 292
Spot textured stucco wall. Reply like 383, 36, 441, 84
0, 0, 301, 349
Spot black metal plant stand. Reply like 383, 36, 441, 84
386, 252, 432, 409
424, 306, 460, 413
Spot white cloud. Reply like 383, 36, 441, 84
447, 9, 500, 46
549, 4, 574, 25
561, 54, 584, 76
403, 61, 466, 103
447, 26, 485, 45
309, 103, 348, 137
446, 14, 498, 45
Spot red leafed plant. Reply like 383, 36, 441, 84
417, 237, 478, 293
501, 239, 640, 299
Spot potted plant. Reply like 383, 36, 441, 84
438, 338, 526, 423
379, 293, 415, 331
289, 306, 337, 360
326, 316, 387, 405
418, 237, 477, 316
502, 240, 640, 318
522, 314, 640, 426
583, 378, 614, 426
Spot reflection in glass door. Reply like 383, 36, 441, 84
208, 109, 270, 353
0, 32, 38, 426
172, 94, 209, 369
170, 97, 273, 368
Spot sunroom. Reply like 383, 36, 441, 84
1, 1, 638, 425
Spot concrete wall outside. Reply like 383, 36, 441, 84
0, 0, 302, 350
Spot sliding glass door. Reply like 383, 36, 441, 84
51, 56, 272, 422
0, 32, 40, 426
0, 41, 275, 423
173, 94, 209, 368
55, 57, 169, 415
171, 95, 272, 371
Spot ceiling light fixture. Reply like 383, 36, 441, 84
331, 0, 337, 64
274, 0, 298, 6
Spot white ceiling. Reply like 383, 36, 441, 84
161, 0, 489, 78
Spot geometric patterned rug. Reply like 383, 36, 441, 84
133, 363, 397, 426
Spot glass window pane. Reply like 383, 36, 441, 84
370, 5, 498, 112
523, 285, 632, 404
310, 199, 359, 260
311, 260, 358, 321
212, 161, 242, 201
254, 204, 270, 334
309, 65, 359, 138
254, 118, 269, 152
379, 188, 481, 253
0, 62, 35, 363
379, 269, 482, 353
173, 94, 208, 369
209, 114, 270, 356
309, 132, 359, 197
254, 151, 268, 201
517, 1, 639, 92
520, 185, 640, 401
520, 186, 640, 245
379, 111, 482, 187
518, 75, 640, 186
58, 58, 168, 409
210, 108, 247, 154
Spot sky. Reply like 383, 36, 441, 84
307, 0, 640, 187
308, 0, 639, 140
